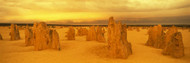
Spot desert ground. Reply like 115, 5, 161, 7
0, 26, 190, 63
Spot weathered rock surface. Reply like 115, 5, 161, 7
162, 32, 184, 58
0, 34, 3, 40
162, 26, 184, 58
96, 26, 106, 42
107, 17, 132, 59
10, 24, 20, 40
25, 25, 33, 46
77, 27, 88, 36
164, 26, 178, 47
49, 29, 60, 50
86, 26, 97, 41
33, 22, 60, 51
146, 24, 165, 49
66, 26, 75, 40
34, 22, 50, 51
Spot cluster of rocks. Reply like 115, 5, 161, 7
96, 26, 106, 42
25, 22, 60, 51
127, 26, 133, 31
76, 27, 88, 36
66, 26, 75, 40
146, 25, 184, 58
49, 29, 60, 50
146, 24, 165, 49
86, 26, 97, 41
25, 25, 34, 46
136, 27, 140, 32
86, 26, 106, 42
10, 24, 20, 40
142, 27, 149, 30
107, 17, 132, 59
0, 34, 3, 40
162, 26, 184, 58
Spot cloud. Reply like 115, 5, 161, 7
1, 0, 190, 12
0, 0, 190, 23
45, 15, 190, 25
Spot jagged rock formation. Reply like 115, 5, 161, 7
25, 25, 33, 46
77, 27, 88, 36
66, 26, 75, 40
49, 29, 60, 50
162, 26, 184, 58
10, 24, 20, 40
32, 22, 38, 47
164, 26, 178, 47
34, 22, 50, 50
33, 22, 60, 51
0, 34, 3, 40
146, 24, 165, 49
86, 26, 97, 41
96, 26, 106, 42
107, 17, 132, 59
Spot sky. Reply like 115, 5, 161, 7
0, 0, 190, 24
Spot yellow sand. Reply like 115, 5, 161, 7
0, 26, 189, 63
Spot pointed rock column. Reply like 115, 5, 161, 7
34, 22, 50, 51
107, 17, 132, 59
32, 22, 38, 46
146, 24, 165, 49
66, 26, 75, 40
25, 25, 33, 46
96, 26, 106, 42
10, 24, 20, 40
86, 26, 96, 41
49, 29, 61, 50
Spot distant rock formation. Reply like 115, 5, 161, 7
146, 24, 165, 49
96, 26, 106, 42
66, 26, 75, 40
162, 27, 184, 58
127, 26, 133, 31
136, 27, 140, 32
10, 24, 20, 40
86, 26, 97, 41
33, 22, 60, 51
77, 27, 88, 36
107, 17, 132, 59
25, 25, 33, 46
0, 34, 3, 40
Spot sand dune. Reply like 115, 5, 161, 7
0, 26, 189, 63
